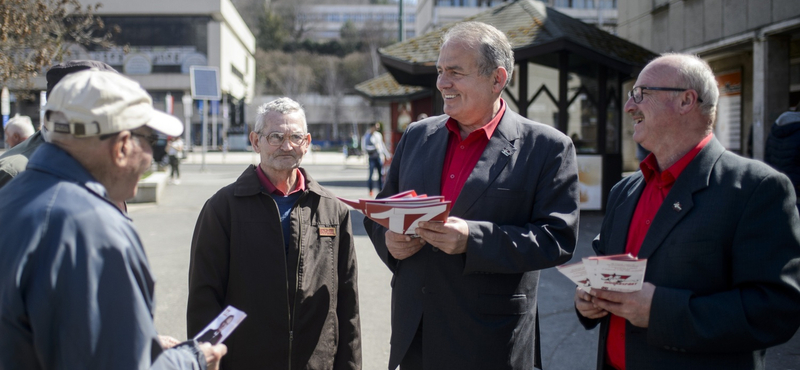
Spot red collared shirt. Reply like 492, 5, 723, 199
440, 99, 506, 202
255, 165, 306, 196
605, 134, 713, 370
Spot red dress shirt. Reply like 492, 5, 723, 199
440, 100, 506, 202
605, 134, 713, 370
255, 165, 306, 196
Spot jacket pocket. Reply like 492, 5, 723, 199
484, 187, 525, 199
476, 293, 529, 315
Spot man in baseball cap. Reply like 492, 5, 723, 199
0, 60, 118, 188
0, 69, 227, 370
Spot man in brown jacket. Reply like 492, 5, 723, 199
187, 97, 361, 369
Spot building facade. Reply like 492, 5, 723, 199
416, 0, 617, 36
10, 0, 256, 150
616, 0, 800, 161
299, 4, 417, 41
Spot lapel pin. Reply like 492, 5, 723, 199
673, 202, 682, 212
501, 148, 512, 157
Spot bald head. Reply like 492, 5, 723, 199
644, 54, 719, 122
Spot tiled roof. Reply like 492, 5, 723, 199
379, 0, 655, 72
354, 73, 431, 101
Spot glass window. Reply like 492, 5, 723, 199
99, 16, 210, 54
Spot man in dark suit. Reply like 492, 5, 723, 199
364, 21, 580, 370
575, 53, 800, 370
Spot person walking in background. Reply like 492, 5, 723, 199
765, 101, 800, 207
362, 122, 390, 197
364, 21, 580, 370
3, 114, 34, 149
575, 53, 800, 370
188, 97, 361, 370
0, 70, 226, 370
167, 136, 184, 184
0, 60, 117, 189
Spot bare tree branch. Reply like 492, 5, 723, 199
0, 0, 115, 92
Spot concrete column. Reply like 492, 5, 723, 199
752, 35, 790, 160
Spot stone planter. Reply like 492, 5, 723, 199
128, 171, 169, 204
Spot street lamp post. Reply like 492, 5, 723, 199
182, 93, 193, 154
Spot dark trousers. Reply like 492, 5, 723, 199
367, 156, 382, 191
169, 155, 180, 178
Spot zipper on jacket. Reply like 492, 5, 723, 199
286, 196, 306, 370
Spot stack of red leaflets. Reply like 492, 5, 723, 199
337, 190, 452, 235
556, 254, 647, 293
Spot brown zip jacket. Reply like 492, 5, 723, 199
188, 165, 361, 370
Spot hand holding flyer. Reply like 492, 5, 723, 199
194, 305, 247, 345
557, 254, 647, 293
338, 190, 452, 235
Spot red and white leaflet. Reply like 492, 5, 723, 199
388, 190, 418, 199
365, 201, 451, 234
338, 191, 451, 234
556, 262, 592, 292
338, 197, 364, 210
582, 256, 647, 292
586, 254, 637, 261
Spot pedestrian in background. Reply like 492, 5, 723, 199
167, 136, 184, 184
0, 70, 226, 370
364, 21, 580, 370
3, 114, 34, 148
362, 122, 390, 197
188, 97, 361, 370
765, 101, 800, 207
575, 53, 800, 370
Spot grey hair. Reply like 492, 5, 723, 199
4, 115, 35, 137
442, 21, 514, 88
656, 53, 719, 119
254, 97, 307, 133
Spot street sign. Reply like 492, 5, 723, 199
190, 66, 221, 101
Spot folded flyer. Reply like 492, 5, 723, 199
338, 190, 451, 235
193, 305, 247, 345
557, 254, 647, 293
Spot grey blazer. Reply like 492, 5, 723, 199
580, 137, 800, 370
365, 109, 580, 370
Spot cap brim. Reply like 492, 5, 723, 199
146, 110, 184, 137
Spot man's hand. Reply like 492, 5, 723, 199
385, 230, 425, 260
415, 217, 469, 255
589, 282, 656, 328
574, 287, 608, 319
158, 335, 181, 349
198, 342, 227, 370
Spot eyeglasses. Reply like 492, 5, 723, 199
132, 132, 160, 147
99, 131, 159, 147
628, 86, 704, 104
259, 131, 307, 146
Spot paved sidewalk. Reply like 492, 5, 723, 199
131, 151, 799, 370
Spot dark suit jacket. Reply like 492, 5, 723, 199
580, 137, 800, 370
364, 109, 580, 370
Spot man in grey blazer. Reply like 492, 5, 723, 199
575, 53, 800, 370
364, 21, 580, 370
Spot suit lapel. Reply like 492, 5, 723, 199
637, 138, 725, 259
450, 110, 518, 216
418, 118, 449, 197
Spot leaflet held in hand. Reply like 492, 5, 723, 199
193, 305, 247, 345
556, 254, 647, 292
337, 190, 452, 235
